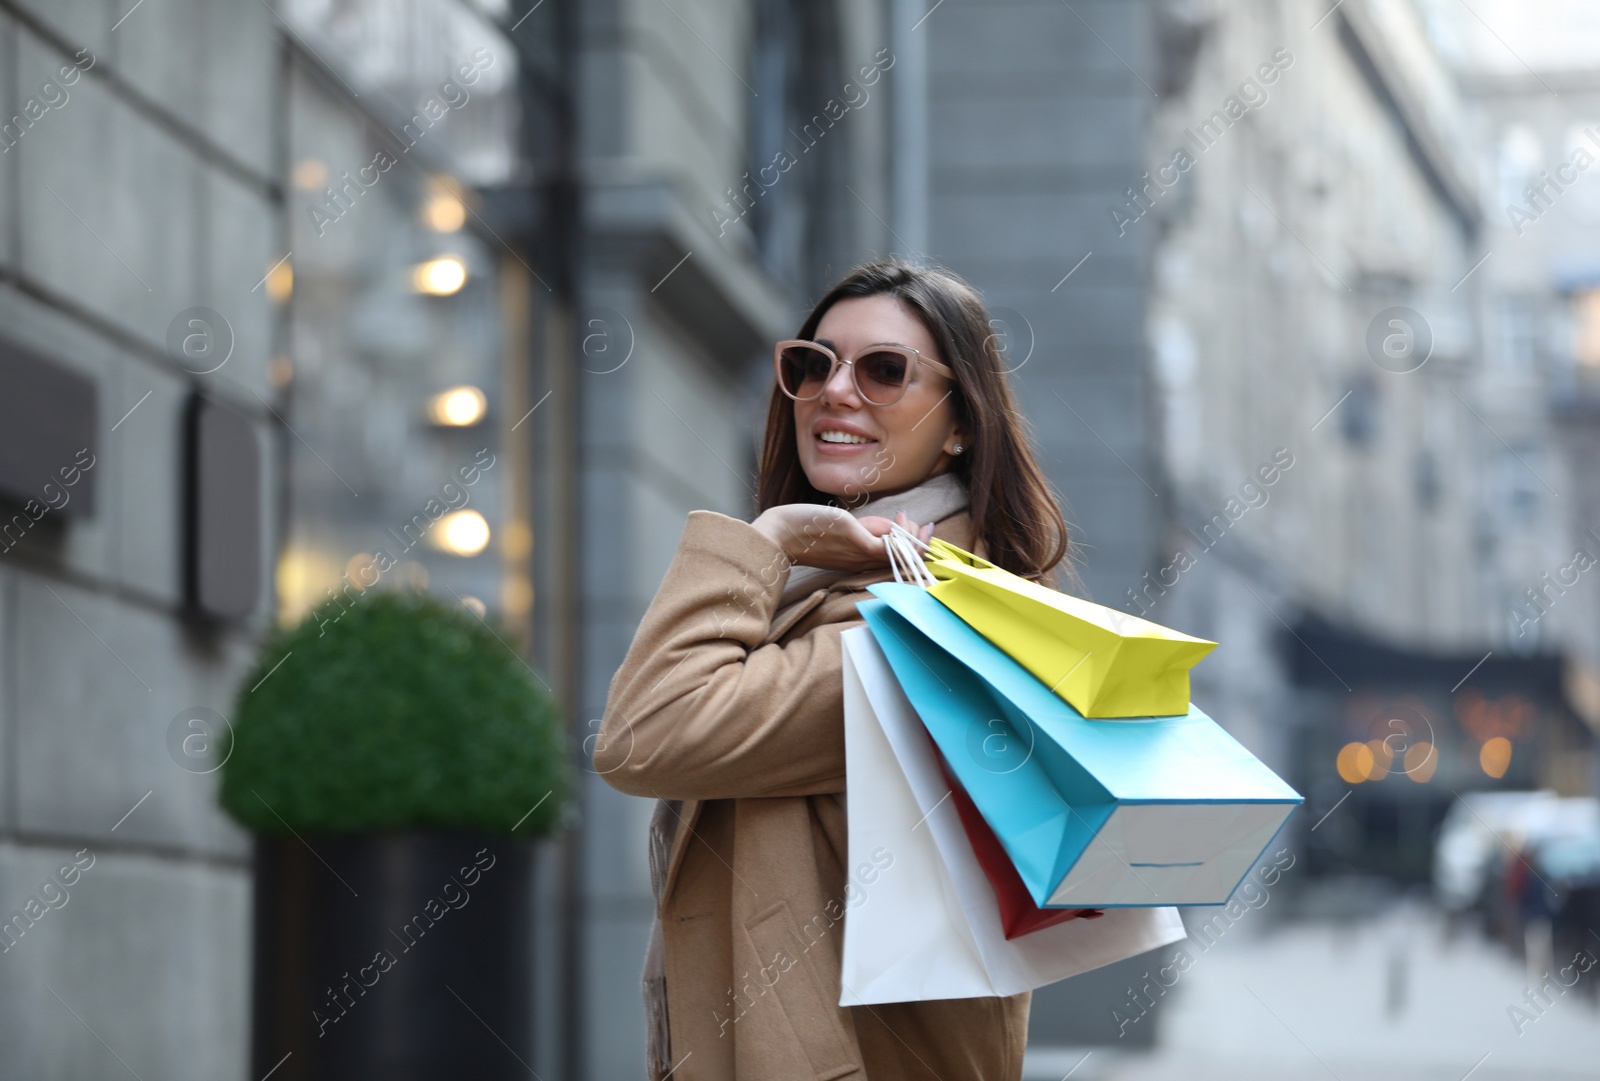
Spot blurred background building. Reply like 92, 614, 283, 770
1, 0, 1598, 1078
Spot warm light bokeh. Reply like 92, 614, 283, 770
423, 179, 468, 232
427, 386, 488, 426
412, 255, 468, 296
1403, 741, 1437, 783
434, 510, 491, 556
1479, 736, 1513, 779
1337, 741, 1375, 784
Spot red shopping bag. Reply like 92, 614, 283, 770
926, 735, 1103, 939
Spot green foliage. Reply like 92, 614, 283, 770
220, 588, 572, 838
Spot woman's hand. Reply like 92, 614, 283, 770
752, 505, 935, 572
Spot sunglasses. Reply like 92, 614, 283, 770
773, 339, 956, 406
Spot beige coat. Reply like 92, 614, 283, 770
597, 508, 1030, 1081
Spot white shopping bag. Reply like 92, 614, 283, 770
838, 625, 1188, 1006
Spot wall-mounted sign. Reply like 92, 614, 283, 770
0, 339, 98, 519
185, 393, 262, 620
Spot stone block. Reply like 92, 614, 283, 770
0, 842, 249, 1081
16, 28, 201, 350
105, 0, 203, 132
932, 186, 1145, 266
202, 169, 281, 401
100, 0, 279, 180
8, 0, 113, 57
630, 0, 750, 202
1051, 474, 1162, 600
13, 574, 253, 859
1019, 373, 1151, 453
577, 346, 637, 459
930, 0, 1150, 82
578, 462, 637, 604
107, 361, 185, 605
197, 0, 278, 180
932, 94, 1146, 173
640, 475, 725, 594
633, 343, 755, 512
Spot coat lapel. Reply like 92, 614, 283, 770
659, 796, 701, 907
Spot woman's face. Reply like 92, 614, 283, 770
793, 295, 964, 501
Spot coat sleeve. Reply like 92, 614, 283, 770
593, 509, 858, 801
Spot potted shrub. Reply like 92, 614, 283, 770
220, 587, 572, 1081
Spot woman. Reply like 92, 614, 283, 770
595, 258, 1072, 1080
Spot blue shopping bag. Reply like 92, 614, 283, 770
858, 583, 1301, 908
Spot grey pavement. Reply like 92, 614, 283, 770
1024, 899, 1600, 1081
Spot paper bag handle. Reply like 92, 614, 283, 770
884, 522, 936, 588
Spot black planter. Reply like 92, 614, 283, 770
250, 831, 535, 1081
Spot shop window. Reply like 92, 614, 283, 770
276, 52, 512, 628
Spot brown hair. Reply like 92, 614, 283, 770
756, 257, 1074, 587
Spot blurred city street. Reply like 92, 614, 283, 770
1029, 888, 1600, 1081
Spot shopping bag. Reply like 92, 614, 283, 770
922, 536, 1215, 717
927, 738, 1104, 939
858, 582, 1301, 908
838, 625, 1189, 1006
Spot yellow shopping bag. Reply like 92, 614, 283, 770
921, 537, 1216, 718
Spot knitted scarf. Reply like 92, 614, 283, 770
642, 470, 970, 1079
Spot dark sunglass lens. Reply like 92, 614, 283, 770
779, 345, 832, 396
857, 351, 910, 402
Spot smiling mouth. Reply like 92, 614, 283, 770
816, 431, 877, 446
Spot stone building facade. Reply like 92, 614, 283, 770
0, 1, 280, 1076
